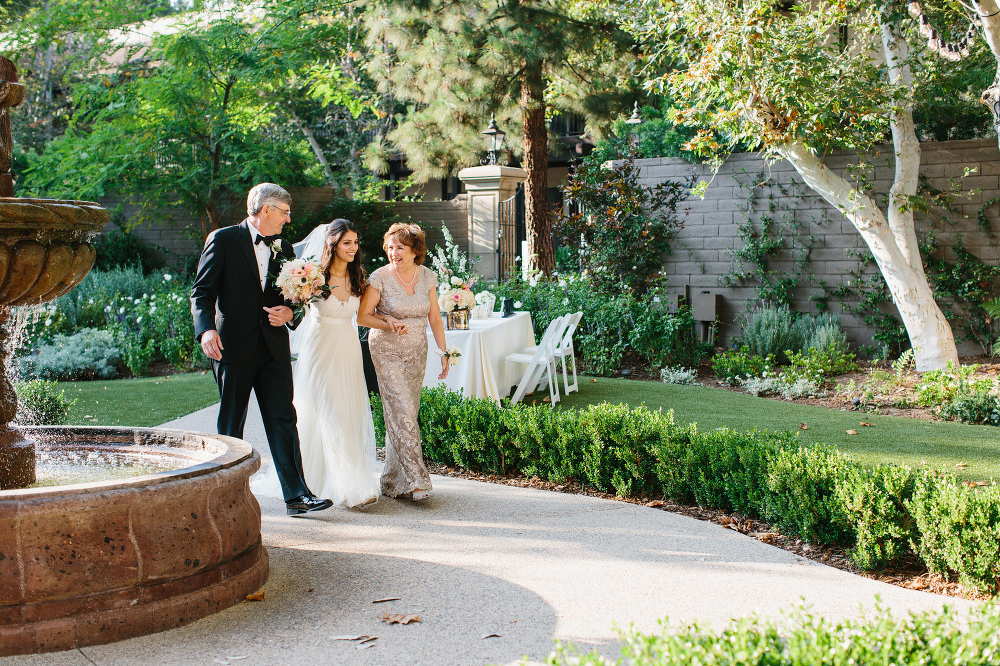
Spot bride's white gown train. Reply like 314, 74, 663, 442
251, 293, 379, 508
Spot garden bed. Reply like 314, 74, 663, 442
611, 353, 1000, 424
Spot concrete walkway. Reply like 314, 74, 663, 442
5, 396, 977, 666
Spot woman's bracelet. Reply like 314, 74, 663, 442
433, 348, 447, 357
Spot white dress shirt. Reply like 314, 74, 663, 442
248, 222, 270, 291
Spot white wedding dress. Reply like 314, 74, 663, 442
251, 292, 380, 508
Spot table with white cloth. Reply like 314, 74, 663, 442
422, 311, 535, 402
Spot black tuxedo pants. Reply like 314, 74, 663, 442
212, 337, 310, 501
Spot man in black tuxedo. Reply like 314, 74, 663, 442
191, 183, 332, 516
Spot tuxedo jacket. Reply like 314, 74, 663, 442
191, 219, 299, 367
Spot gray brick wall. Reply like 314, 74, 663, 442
632, 138, 1000, 355
389, 196, 469, 258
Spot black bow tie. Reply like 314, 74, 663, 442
255, 234, 281, 246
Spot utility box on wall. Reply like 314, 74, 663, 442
691, 291, 721, 344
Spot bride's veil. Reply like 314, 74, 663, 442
287, 223, 328, 356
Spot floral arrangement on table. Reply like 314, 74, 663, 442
430, 224, 481, 288
438, 276, 477, 312
275, 258, 330, 308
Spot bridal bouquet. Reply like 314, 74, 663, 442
275, 258, 330, 307
438, 276, 476, 312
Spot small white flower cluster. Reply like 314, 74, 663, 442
431, 225, 480, 288
739, 375, 826, 400
660, 366, 698, 385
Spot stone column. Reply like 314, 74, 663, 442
457, 165, 527, 278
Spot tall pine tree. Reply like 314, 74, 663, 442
363, 0, 637, 275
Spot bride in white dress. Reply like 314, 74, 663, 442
251, 219, 380, 508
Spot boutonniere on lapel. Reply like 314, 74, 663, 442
269, 239, 284, 261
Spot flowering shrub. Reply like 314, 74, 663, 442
494, 272, 711, 375
711, 347, 774, 384
915, 362, 995, 408
783, 344, 858, 387
17, 267, 205, 378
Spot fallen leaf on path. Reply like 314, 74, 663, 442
799, 423, 808, 430
359, 636, 379, 644
752, 532, 777, 545
589, 379, 597, 383
357, 643, 376, 650
331, 635, 367, 641
646, 500, 664, 508
543, 396, 551, 402
846, 430, 858, 435
482, 633, 502, 639
956, 462, 968, 469
380, 613, 422, 625
245, 591, 265, 602
860, 422, 874, 427
372, 597, 401, 604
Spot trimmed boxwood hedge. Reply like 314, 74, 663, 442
372, 387, 1000, 595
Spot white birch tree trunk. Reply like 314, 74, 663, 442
774, 25, 958, 371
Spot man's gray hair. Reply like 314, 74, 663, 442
247, 183, 292, 216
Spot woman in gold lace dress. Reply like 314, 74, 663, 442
358, 223, 448, 501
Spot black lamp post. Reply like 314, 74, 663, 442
625, 102, 643, 149
481, 113, 506, 166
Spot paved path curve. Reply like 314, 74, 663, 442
4, 396, 976, 666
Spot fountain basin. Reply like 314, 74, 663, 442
0, 426, 268, 656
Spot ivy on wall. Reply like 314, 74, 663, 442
722, 168, 1000, 358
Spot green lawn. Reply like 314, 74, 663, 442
549, 377, 1000, 482
57, 372, 220, 428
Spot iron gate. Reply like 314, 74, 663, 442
497, 184, 525, 282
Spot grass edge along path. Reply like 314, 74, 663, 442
551, 378, 1000, 482
57, 372, 220, 427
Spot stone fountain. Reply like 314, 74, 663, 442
0, 57, 267, 656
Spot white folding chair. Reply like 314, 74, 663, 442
506, 315, 565, 406
523, 311, 582, 395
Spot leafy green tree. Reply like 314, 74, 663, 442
362, 0, 640, 275
1, 0, 174, 152
629, 0, 962, 371
17, 0, 346, 239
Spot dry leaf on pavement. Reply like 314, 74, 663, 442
331, 635, 367, 641
646, 500, 664, 508
380, 613, 422, 625
860, 422, 874, 427
589, 379, 597, 383
846, 430, 858, 435
482, 633, 502, 639
245, 591, 265, 602
372, 597, 401, 604
799, 423, 808, 430
956, 462, 968, 469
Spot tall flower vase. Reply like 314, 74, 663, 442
447, 309, 470, 330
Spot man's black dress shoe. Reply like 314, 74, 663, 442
286, 495, 334, 515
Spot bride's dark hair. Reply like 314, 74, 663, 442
321, 218, 365, 298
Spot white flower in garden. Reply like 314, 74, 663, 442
632, 265, 637, 270
514, 301, 522, 308
142, 293, 148, 299
136, 316, 143, 324
119, 307, 126, 314
44, 318, 52, 326
450, 276, 463, 286
562, 298, 569, 305
163, 274, 173, 282
558, 280, 566, 288
88, 298, 94, 304
150, 306, 157, 314
104, 305, 111, 313
133, 298, 141, 305
528, 277, 538, 287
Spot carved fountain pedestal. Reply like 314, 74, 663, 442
0, 198, 109, 489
